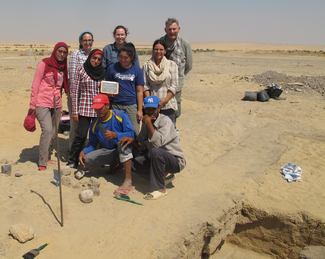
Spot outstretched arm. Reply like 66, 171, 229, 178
79, 151, 86, 168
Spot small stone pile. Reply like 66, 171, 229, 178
250, 70, 325, 95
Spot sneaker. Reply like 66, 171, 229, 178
67, 163, 77, 169
38, 166, 47, 171
75, 170, 85, 180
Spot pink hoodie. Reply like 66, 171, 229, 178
30, 61, 63, 109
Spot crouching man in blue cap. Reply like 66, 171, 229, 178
120, 96, 186, 200
78, 94, 136, 197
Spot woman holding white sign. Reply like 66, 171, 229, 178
67, 49, 105, 168
105, 42, 144, 135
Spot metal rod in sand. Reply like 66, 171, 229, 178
53, 84, 64, 227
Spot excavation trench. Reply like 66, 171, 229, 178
197, 203, 325, 259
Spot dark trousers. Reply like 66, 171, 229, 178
133, 148, 179, 191
68, 115, 94, 165
160, 109, 175, 123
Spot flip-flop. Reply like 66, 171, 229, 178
143, 190, 167, 200
165, 174, 175, 185
114, 186, 135, 197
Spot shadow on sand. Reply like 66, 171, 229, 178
30, 189, 62, 226
17, 135, 69, 165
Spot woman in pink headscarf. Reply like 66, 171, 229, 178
28, 42, 69, 171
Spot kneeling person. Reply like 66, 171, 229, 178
79, 94, 135, 196
120, 96, 186, 200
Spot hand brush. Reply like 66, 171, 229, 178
22, 242, 50, 259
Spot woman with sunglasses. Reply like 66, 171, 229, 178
68, 30, 94, 153
67, 49, 106, 168
105, 42, 144, 135
28, 42, 69, 171
102, 25, 140, 71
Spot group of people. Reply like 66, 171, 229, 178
27, 18, 192, 200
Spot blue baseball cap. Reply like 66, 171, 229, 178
144, 96, 160, 108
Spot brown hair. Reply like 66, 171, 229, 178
113, 25, 129, 37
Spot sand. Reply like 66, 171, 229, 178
1, 41, 325, 259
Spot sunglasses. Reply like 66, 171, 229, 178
91, 56, 102, 61
57, 49, 68, 55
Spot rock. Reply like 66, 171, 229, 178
0, 158, 9, 164
75, 170, 85, 180
90, 186, 100, 196
61, 176, 71, 187
296, 88, 302, 92
60, 166, 71, 176
79, 189, 94, 203
288, 82, 304, 86
15, 173, 22, 177
300, 246, 325, 259
9, 224, 35, 243
1, 165, 11, 175
70, 182, 79, 189
88, 177, 100, 188
8, 192, 17, 198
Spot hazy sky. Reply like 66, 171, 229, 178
1, 0, 324, 45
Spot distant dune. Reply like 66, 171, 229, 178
1, 41, 324, 51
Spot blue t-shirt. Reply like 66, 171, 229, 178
105, 62, 144, 105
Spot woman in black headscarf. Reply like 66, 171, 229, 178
67, 49, 105, 168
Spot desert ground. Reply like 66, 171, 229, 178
0, 41, 325, 259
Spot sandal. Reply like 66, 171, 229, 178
114, 186, 135, 197
143, 190, 167, 200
